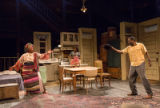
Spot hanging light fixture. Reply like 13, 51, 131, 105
81, 0, 87, 13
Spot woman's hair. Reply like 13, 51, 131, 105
24, 43, 33, 52
74, 47, 79, 52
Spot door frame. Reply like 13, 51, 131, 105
120, 22, 138, 80
78, 28, 97, 66
138, 17, 160, 80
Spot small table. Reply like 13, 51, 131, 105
64, 67, 98, 92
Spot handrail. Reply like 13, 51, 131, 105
0, 57, 18, 71
0, 57, 18, 58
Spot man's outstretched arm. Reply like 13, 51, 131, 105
111, 47, 123, 54
104, 44, 123, 54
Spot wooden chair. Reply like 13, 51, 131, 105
58, 66, 73, 93
94, 60, 111, 87
69, 58, 84, 85
83, 68, 98, 94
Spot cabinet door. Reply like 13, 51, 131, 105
138, 18, 160, 80
79, 28, 97, 66
33, 32, 51, 53
46, 63, 59, 81
120, 22, 138, 80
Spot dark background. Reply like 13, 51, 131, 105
0, 0, 159, 57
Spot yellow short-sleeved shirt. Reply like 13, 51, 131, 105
122, 43, 147, 66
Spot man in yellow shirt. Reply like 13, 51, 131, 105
104, 36, 153, 99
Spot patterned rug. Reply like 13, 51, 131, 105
12, 90, 160, 108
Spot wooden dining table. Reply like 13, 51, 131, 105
64, 67, 99, 92
59, 64, 88, 67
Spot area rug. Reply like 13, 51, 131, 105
12, 90, 160, 108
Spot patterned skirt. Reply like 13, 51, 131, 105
22, 62, 41, 93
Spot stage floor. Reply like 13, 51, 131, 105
0, 79, 160, 108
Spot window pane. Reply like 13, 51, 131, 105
40, 49, 45, 53
40, 42, 45, 47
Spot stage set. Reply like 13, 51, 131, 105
0, 0, 160, 108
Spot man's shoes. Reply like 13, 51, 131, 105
143, 94, 152, 99
127, 93, 138, 96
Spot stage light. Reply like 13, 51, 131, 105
81, 0, 87, 13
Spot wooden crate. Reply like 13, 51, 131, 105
108, 67, 121, 79
0, 83, 19, 100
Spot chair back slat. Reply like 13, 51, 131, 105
84, 69, 98, 77
94, 60, 103, 72
94, 60, 103, 68
58, 66, 64, 80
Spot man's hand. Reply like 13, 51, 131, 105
148, 60, 152, 67
9, 66, 14, 71
146, 52, 152, 67
104, 44, 112, 50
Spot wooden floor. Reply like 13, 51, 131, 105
0, 79, 160, 108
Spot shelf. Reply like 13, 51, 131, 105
40, 47, 45, 49
39, 41, 47, 43
52, 53, 60, 54
61, 47, 74, 51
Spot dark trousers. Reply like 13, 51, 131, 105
128, 62, 153, 95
